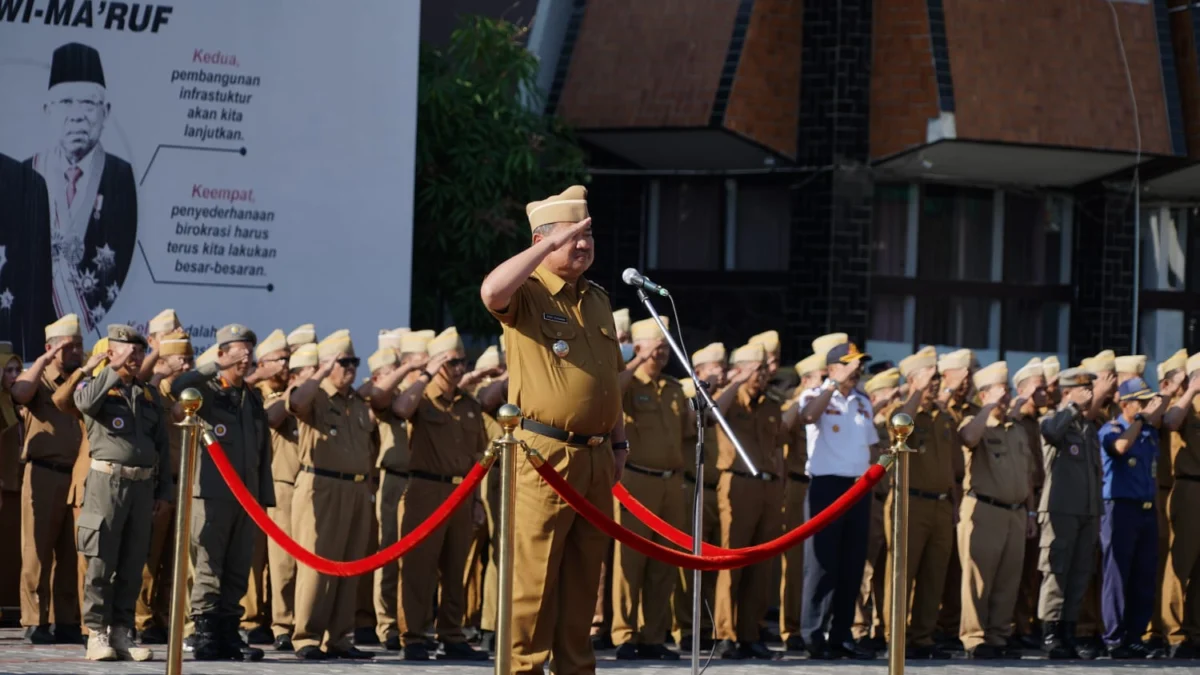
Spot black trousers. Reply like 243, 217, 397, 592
801, 475, 870, 646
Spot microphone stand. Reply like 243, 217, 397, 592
635, 289, 760, 675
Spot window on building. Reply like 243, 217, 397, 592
734, 183, 790, 271
650, 178, 722, 271
1138, 205, 1200, 363
872, 184, 910, 276
917, 185, 994, 282
1004, 193, 1070, 285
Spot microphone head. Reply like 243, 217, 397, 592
621, 268, 641, 285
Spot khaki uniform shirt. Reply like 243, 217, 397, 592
948, 399, 979, 484
156, 378, 183, 477
873, 409, 893, 497
683, 418, 721, 486
172, 362, 274, 506
290, 379, 374, 477
1158, 397, 1180, 490
21, 363, 83, 465
408, 380, 488, 478
489, 266, 622, 436
960, 414, 1032, 506
0, 399, 21, 490
716, 385, 780, 474
784, 414, 808, 477
1175, 400, 1200, 478
74, 366, 172, 501
258, 383, 301, 485
1038, 404, 1101, 516
622, 371, 688, 472
1015, 413, 1046, 493
375, 407, 410, 475
898, 404, 958, 495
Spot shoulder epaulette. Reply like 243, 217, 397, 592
587, 280, 608, 295
661, 374, 681, 387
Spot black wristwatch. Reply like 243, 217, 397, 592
1134, 413, 1148, 426
612, 440, 629, 451
418, 371, 432, 382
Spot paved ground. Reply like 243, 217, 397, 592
0, 629, 1198, 674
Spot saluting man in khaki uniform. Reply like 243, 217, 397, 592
957, 361, 1036, 659
713, 343, 784, 661
779, 351, 825, 651
284, 331, 374, 661
11, 314, 86, 645
0, 343, 25, 614
134, 309, 182, 385
388, 328, 490, 661
134, 328, 193, 645
1153, 349, 1188, 655
481, 185, 629, 674
611, 317, 688, 661
673, 342, 726, 652
884, 347, 958, 659
934, 348, 974, 649
1162, 353, 1200, 658
1010, 357, 1049, 649
74, 325, 171, 662
856, 367, 899, 650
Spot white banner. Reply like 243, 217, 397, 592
0, 0, 418, 359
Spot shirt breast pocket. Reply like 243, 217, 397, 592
540, 321, 580, 369
100, 400, 134, 436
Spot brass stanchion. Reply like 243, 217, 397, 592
492, 404, 522, 675
888, 413, 916, 675
166, 389, 203, 675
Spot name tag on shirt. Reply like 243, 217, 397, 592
542, 313, 568, 324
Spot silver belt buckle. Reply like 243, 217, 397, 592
663, 470, 674, 479
761, 472, 774, 481
587, 436, 603, 447
938, 493, 948, 501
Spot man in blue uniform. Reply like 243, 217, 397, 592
1097, 377, 1162, 659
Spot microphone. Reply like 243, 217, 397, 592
622, 268, 669, 297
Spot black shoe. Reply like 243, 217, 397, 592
24, 624, 54, 645
615, 642, 639, 660
738, 641, 779, 660
191, 616, 223, 661
1018, 633, 1041, 650
1042, 621, 1073, 659
52, 623, 83, 645
1172, 640, 1200, 659
219, 618, 264, 661
936, 636, 964, 651
139, 625, 169, 645
638, 643, 681, 660
245, 625, 274, 645
329, 645, 374, 659
439, 641, 487, 661
807, 641, 836, 660
478, 630, 494, 653
665, 633, 676, 646
1109, 641, 1150, 660
352, 627, 380, 646
679, 635, 693, 652
717, 639, 743, 659
785, 635, 806, 652
759, 626, 781, 645
403, 643, 431, 660
384, 635, 401, 651
1075, 635, 1102, 660
591, 633, 614, 651
907, 644, 952, 660
968, 643, 1001, 659
273, 633, 293, 652
834, 640, 875, 660
295, 645, 328, 660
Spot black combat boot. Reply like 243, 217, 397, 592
191, 616, 223, 661
219, 617, 264, 661
1042, 621, 1073, 660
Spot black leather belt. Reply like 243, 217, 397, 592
520, 418, 608, 447
967, 490, 1023, 511
624, 463, 677, 479
910, 488, 951, 501
788, 471, 810, 484
683, 473, 718, 490
301, 466, 367, 483
724, 468, 778, 482
383, 467, 411, 479
1106, 498, 1154, 510
1176, 474, 1200, 483
29, 458, 73, 475
411, 469, 465, 485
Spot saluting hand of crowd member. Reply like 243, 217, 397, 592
937, 367, 969, 407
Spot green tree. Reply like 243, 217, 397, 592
412, 15, 587, 334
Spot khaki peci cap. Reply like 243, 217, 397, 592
749, 330, 781, 357
1043, 355, 1061, 381
864, 367, 900, 395
1083, 350, 1116, 374
289, 343, 319, 370
45, 314, 81, 340
691, 343, 726, 367
631, 316, 668, 342
973, 361, 1009, 389
938, 348, 972, 373
811, 333, 848, 360
195, 343, 219, 369
1157, 349, 1188, 381
476, 345, 501, 371
106, 324, 147, 347
254, 329, 288, 360
899, 346, 937, 378
399, 330, 435, 355
427, 327, 463, 357
217, 324, 257, 348
368, 348, 398, 374
680, 379, 697, 398
1114, 355, 1146, 375
1189, 352, 1200, 376
378, 328, 409, 351
612, 309, 631, 335
148, 308, 180, 335
730, 343, 766, 365
794, 353, 825, 378
158, 329, 193, 357
526, 185, 588, 231
1013, 357, 1044, 387
318, 330, 353, 360
1057, 367, 1095, 388
287, 324, 317, 348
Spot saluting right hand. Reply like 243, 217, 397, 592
1095, 371, 1117, 396
217, 351, 250, 372
544, 217, 592, 251
84, 350, 108, 374
40, 340, 68, 363
423, 352, 453, 378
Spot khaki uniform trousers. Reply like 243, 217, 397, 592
853, 493, 887, 641
959, 498, 1024, 650
1151, 485, 1177, 641
0, 487, 21, 611
673, 480, 719, 642
396, 478, 473, 646
373, 472, 406, 641
1013, 525, 1041, 636
509, 435, 612, 675
481, 467, 500, 633
240, 530, 270, 630
135, 498, 175, 631
463, 512, 488, 630
20, 462, 79, 627
267, 481, 296, 637
355, 500, 378, 631
611, 471, 684, 646
715, 473, 783, 643
290, 472, 371, 652
1165, 480, 1200, 644
779, 477, 808, 641
77, 469, 155, 631
883, 495, 954, 646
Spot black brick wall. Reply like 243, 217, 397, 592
787, 0, 875, 358
1070, 183, 1136, 364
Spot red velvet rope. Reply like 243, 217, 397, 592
533, 460, 887, 571
203, 437, 488, 577
613, 464, 887, 557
